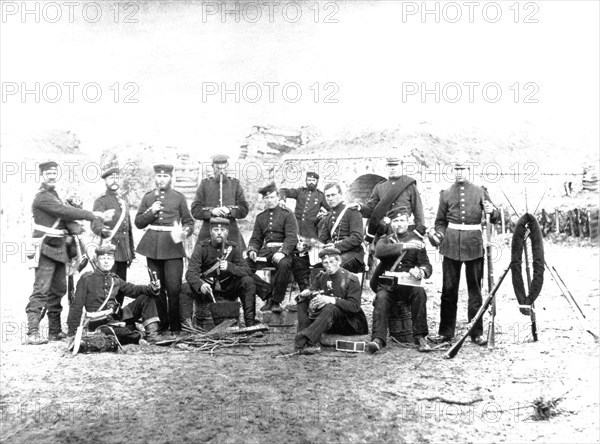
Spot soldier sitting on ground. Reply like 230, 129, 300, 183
67, 244, 161, 344
278, 248, 368, 355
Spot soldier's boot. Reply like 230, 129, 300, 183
47, 312, 67, 341
242, 294, 258, 327
25, 312, 48, 345
144, 322, 160, 344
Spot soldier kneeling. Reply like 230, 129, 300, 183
67, 244, 161, 345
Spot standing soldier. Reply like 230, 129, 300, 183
354, 154, 425, 243
428, 153, 500, 346
91, 163, 135, 286
135, 164, 194, 335
25, 161, 114, 345
278, 171, 329, 239
191, 154, 249, 249
246, 182, 309, 313
318, 183, 365, 273
182, 217, 258, 327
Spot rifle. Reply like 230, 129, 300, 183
485, 212, 496, 348
446, 262, 512, 359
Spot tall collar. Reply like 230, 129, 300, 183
332, 202, 346, 212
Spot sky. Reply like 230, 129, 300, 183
1, 0, 598, 160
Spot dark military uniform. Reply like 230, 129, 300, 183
135, 187, 194, 332
183, 239, 256, 326
297, 268, 368, 345
26, 182, 101, 336
360, 176, 425, 242
247, 205, 308, 303
191, 175, 249, 249
91, 190, 134, 281
67, 269, 159, 336
434, 182, 500, 339
279, 186, 329, 239
370, 230, 432, 345
318, 202, 364, 273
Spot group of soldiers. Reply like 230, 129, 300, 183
25, 152, 500, 355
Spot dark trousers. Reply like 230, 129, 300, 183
439, 256, 484, 338
147, 257, 183, 332
26, 254, 66, 317
180, 276, 257, 326
247, 252, 309, 303
297, 301, 367, 345
120, 294, 160, 326
371, 286, 429, 346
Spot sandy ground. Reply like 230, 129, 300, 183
1, 242, 599, 443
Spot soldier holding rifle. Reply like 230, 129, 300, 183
182, 217, 258, 327
428, 153, 500, 346
192, 154, 249, 249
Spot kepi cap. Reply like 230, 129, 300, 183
211, 154, 229, 164
39, 161, 58, 173
95, 243, 116, 256
386, 206, 409, 220
153, 164, 174, 175
318, 247, 341, 259
258, 182, 277, 196
210, 217, 230, 228
101, 160, 119, 179
306, 171, 319, 180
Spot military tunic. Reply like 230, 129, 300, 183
434, 182, 500, 262
191, 175, 249, 248
247, 205, 298, 256
67, 269, 159, 336
433, 181, 500, 339
318, 202, 364, 272
91, 190, 135, 264
135, 187, 194, 260
279, 186, 329, 239
360, 176, 425, 240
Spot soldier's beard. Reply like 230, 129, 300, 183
306, 183, 317, 191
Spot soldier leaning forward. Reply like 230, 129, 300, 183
277, 248, 368, 355
135, 164, 194, 334
182, 217, 258, 327
191, 154, 249, 249
91, 163, 135, 284
67, 244, 161, 344
25, 161, 114, 345
367, 207, 432, 353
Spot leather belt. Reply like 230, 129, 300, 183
266, 242, 283, 248
32, 223, 67, 237
148, 225, 175, 232
448, 223, 482, 231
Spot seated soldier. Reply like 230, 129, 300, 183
318, 182, 365, 273
366, 208, 432, 353
247, 182, 309, 313
67, 244, 161, 343
182, 217, 258, 327
279, 248, 368, 355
